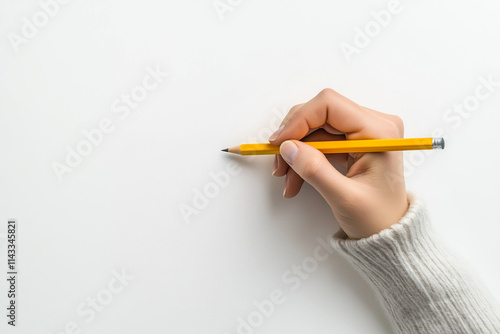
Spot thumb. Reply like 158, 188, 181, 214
280, 140, 348, 201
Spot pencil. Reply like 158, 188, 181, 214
221, 137, 445, 155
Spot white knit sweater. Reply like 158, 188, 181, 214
330, 193, 500, 333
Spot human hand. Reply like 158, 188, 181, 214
269, 89, 409, 239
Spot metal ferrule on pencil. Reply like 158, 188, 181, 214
432, 137, 445, 149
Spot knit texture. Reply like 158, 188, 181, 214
330, 192, 500, 334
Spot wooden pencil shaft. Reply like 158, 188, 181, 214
235, 138, 437, 155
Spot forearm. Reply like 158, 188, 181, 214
330, 193, 500, 333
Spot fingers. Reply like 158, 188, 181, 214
279, 140, 350, 202
269, 89, 364, 144
283, 167, 304, 198
282, 152, 348, 198
269, 88, 404, 200
279, 103, 304, 128
272, 154, 289, 177
273, 128, 346, 177
360, 107, 405, 139
269, 89, 401, 146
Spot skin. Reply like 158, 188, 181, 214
269, 88, 409, 240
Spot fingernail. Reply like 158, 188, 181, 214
280, 141, 298, 165
268, 125, 285, 142
272, 155, 278, 176
283, 173, 288, 197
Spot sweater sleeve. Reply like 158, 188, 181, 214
330, 192, 500, 334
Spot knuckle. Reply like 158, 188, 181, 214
384, 116, 404, 138
282, 104, 304, 126
391, 115, 404, 133
318, 88, 337, 99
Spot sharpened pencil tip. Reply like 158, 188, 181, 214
221, 148, 228, 152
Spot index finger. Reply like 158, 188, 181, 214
269, 89, 394, 145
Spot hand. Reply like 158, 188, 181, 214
269, 89, 409, 239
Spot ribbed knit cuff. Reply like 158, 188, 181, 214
330, 192, 500, 334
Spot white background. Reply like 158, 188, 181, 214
1, 0, 499, 333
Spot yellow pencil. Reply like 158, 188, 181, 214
222, 137, 445, 155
